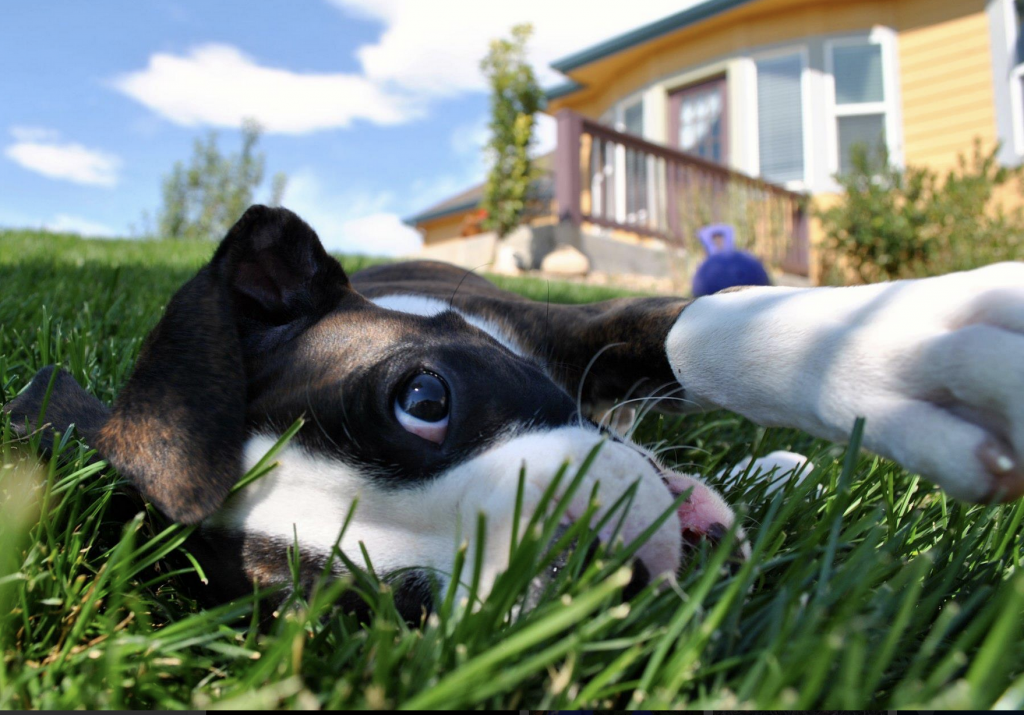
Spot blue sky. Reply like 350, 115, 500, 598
1, 0, 689, 254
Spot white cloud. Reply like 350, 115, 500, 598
112, 3, 704, 135
112, 44, 420, 134
4, 130, 120, 187
45, 214, 118, 237
10, 126, 60, 142
331, 0, 700, 96
337, 212, 423, 257
282, 170, 422, 256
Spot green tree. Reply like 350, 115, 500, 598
480, 24, 544, 238
158, 119, 287, 240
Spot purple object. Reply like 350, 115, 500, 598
692, 224, 771, 297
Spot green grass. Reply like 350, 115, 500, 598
1, 228, 1022, 710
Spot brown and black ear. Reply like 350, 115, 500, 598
96, 205, 348, 524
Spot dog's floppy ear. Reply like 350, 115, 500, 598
96, 205, 348, 524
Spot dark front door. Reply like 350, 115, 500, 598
668, 76, 729, 165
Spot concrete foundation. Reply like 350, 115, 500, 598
413, 222, 683, 280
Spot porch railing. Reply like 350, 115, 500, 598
554, 108, 810, 276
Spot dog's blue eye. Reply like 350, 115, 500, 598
395, 373, 449, 444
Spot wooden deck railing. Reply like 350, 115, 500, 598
554, 109, 810, 276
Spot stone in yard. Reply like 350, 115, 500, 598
541, 245, 590, 276
491, 244, 523, 275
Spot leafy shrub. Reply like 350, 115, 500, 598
817, 141, 1024, 284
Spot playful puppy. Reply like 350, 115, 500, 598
5, 206, 1024, 614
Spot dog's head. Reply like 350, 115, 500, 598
11, 206, 738, 611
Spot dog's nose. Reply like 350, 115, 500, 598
682, 521, 728, 547
706, 522, 728, 544
682, 521, 748, 575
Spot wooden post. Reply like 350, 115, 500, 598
555, 109, 583, 228
666, 159, 680, 244
782, 201, 810, 277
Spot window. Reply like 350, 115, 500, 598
827, 36, 894, 174
755, 52, 805, 184
620, 100, 648, 221
623, 100, 644, 137
592, 97, 647, 222
669, 77, 728, 164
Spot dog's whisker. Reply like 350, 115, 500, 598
599, 377, 651, 433
448, 262, 489, 311
574, 341, 626, 427
624, 383, 697, 442
625, 395, 668, 442
611, 393, 700, 413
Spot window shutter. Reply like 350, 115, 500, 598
756, 53, 805, 183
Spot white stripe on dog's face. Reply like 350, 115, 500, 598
371, 294, 525, 357
207, 425, 698, 599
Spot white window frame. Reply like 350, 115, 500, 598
1011, 65, 1024, 154
747, 44, 813, 190
1002, 0, 1024, 155
824, 27, 903, 176
616, 96, 645, 136
614, 96, 645, 222
593, 94, 645, 222
610, 94, 643, 221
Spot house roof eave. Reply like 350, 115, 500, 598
402, 199, 481, 227
548, 0, 759, 76
544, 79, 587, 103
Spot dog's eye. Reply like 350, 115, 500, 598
394, 372, 449, 444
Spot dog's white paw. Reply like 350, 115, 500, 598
718, 450, 814, 495
828, 263, 1024, 501
668, 261, 1024, 503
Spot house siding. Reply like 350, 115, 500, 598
897, 0, 996, 170
418, 214, 467, 246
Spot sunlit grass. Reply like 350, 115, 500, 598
0, 228, 1022, 709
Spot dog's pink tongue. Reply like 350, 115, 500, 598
661, 472, 739, 548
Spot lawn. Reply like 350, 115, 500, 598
1, 228, 1022, 710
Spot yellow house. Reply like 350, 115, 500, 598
406, 0, 1021, 284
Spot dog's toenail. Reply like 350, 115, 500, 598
978, 440, 1016, 475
